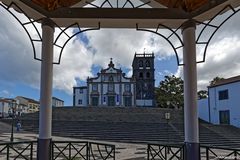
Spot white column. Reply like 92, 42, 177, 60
182, 19, 199, 160
37, 18, 55, 160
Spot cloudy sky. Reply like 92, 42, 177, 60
0, 3, 240, 105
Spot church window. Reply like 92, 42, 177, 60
139, 72, 143, 78
146, 60, 150, 67
109, 75, 113, 81
103, 96, 106, 102
92, 84, 98, 91
116, 95, 119, 102
125, 84, 131, 92
139, 60, 143, 68
108, 83, 114, 92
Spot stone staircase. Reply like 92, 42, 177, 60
4, 107, 240, 148
21, 107, 183, 123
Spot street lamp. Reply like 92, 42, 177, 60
9, 102, 16, 142
165, 112, 171, 153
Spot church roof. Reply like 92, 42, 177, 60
101, 58, 122, 74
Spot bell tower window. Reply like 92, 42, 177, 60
139, 72, 143, 78
146, 60, 150, 68
139, 60, 143, 68
146, 72, 150, 78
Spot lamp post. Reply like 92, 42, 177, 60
165, 112, 171, 154
9, 102, 16, 142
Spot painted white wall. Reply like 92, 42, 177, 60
198, 98, 209, 122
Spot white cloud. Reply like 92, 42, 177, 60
0, 90, 12, 97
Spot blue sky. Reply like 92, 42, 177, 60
0, 4, 240, 106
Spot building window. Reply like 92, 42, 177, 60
139, 60, 143, 68
146, 60, 150, 67
108, 83, 114, 92
219, 90, 228, 100
78, 99, 82, 105
139, 72, 143, 78
125, 84, 131, 92
146, 72, 150, 78
92, 84, 98, 91
79, 89, 83, 94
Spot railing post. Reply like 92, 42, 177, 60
165, 146, 167, 159
51, 141, 54, 160
30, 142, 33, 160
234, 150, 237, 160
147, 144, 150, 160
113, 145, 115, 160
206, 147, 209, 160
87, 142, 90, 160
69, 142, 71, 159
7, 144, 9, 160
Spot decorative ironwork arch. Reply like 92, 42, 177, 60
136, 4, 240, 66
195, 5, 240, 63
86, 0, 150, 8
53, 23, 100, 64
1, 2, 239, 66
0, 2, 42, 61
136, 23, 184, 66
0, 2, 100, 65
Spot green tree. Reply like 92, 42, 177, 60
155, 75, 184, 109
197, 90, 208, 99
210, 76, 224, 86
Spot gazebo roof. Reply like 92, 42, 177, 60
31, 0, 208, 12
1, 0, 240, 28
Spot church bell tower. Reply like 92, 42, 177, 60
132, 52, 155, 107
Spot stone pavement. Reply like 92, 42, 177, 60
0, 122, 148, 160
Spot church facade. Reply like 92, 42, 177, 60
73, 53, 155, 107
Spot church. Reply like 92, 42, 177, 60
73, 53, 155, 107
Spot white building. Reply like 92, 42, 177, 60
52, 97, 64, 107
15, 96, 40, 114
198, 75, 240, 128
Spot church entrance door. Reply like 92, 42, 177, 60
124, 97, 132, 106
92, 97, 99, 106
108, 96, 115, 106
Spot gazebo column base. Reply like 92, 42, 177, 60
37, 138, 52, 160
